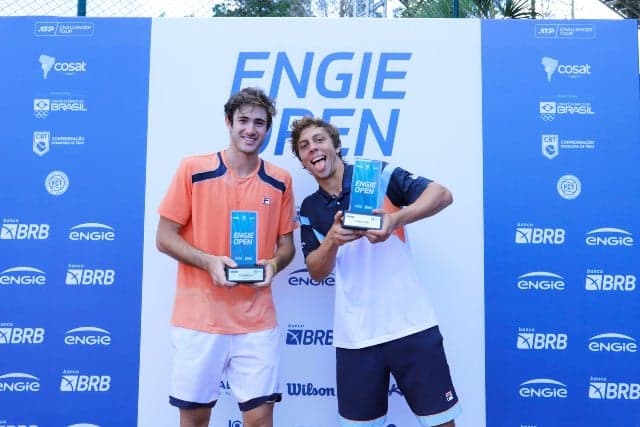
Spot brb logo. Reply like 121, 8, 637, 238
66, 264, 115, 286
0, 373, 40, 392
60, 370, 110, 392
585, 228, 634, 247
517, 328, 567, 350
1, 219, 49, 240
0, 324, 45, 344
589, 377, 640, 400
585, 270, 636, 292
515, 224, 565, 245
519, 378, 568, 399
286, 324, 333, 346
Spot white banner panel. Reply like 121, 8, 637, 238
141, 17, 484, 427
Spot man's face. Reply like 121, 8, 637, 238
297, 126, 340, 180
226, 105, 269, 155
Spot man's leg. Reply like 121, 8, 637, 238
242, 402, 275, 427
179, 407, 212, 427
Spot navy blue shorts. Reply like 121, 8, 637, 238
336, 326, 459, 424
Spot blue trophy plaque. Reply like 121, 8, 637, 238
226, 210, 264, 283
342, 159, 383, 230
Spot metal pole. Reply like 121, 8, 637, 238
77, 0, 86, 16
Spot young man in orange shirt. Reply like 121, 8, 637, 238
156, 87, 297, 427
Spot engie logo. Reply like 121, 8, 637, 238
286, 324, 333, 346
588, 333, 637, 353
585, 228, 634, 247
66, 265, 115, 286
68, 223, 115, 241
60, 370, 111, 392
515, 224, 565, 245
517, 271, 565, 291
0, 373, 40, 392
64, 327, 112, 346
0, 324, 45, 344
589, 377, 640, 400
0, 267, 47, 286
517, 328, 567, 350
585, 270, 636, 292
288, 268, 335, 287
1, 220, 49, 240
286, 382, 335, 397
519, 378, 568, 398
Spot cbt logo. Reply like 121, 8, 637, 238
519, 378, 567, 398
517, 271, 565, 291
288, 268, 335, 286
33, 131, 50, 156
515, 224, 565, 245
68, 223, 115, 241
588, 333, 637, 353
585, 227, 634, 247
585, 269, 636, 291
286, 324, 333, 346
60, 370, 110, 392
64, 327, 112, 346
1, 219, 49, 240
517, 328, 567, 350
0, 267, 47, 286
0, 323, 45, 344
0, 373, 40, 392
589, 377, 640, 400
66, 264, 115, 286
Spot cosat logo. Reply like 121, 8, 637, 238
33, 131, 50, 156
38, 54, 87, 79
588, 333, 637, 353
541, 57, 591, 82
519, 378, 568, 398
286, 382, 335, 397
517, 271, 565, 291
66, 264, 115, 286
517, 328, 567, 350
288, 268, 335, 287
556, 174, 581, 200
68, 223, 115, 241
585, 228, 634, 247
0, 323, 45, 344
286, 324, 333, 346
1, 219, 50, 240
589, 376, 640, 400
64, 327, 112, 346
45, 170, 69, 196
585, 269, 636, 292
515, 223, 565, 245
0, 373, 40, 392
0, 266, 46, 286
60, 370, 111, 392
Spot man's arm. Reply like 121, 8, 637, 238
156, 216, 233, 286
366, 181, 453, 244
305, 211, 362, 281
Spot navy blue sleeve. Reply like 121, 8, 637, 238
385, 164, 432, 207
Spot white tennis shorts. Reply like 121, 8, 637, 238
169, 326, 281, 410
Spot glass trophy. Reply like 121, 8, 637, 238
225, 210, 264, 283
342, 158, 383, 230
